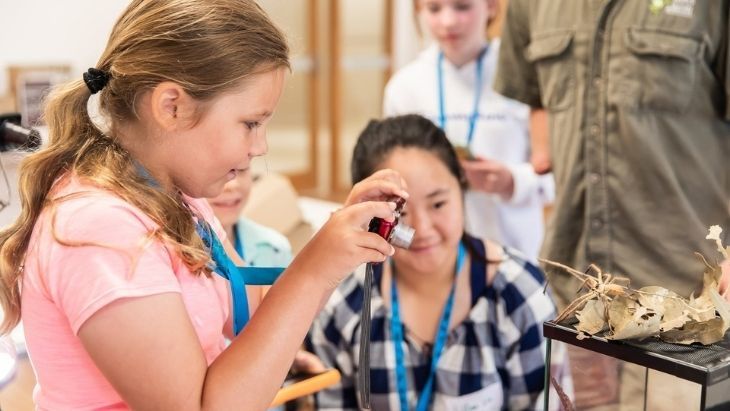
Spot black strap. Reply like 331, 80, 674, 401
358, 262, 375, 409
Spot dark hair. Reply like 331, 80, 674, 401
351, 114, 501, 264
351, 114, 467, 189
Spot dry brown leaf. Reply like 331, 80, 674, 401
635, 286, 691, 331
660, 318, 726, 345
575, 299, 607, 335
544, 225, 730, 345
607, 297, 661, 340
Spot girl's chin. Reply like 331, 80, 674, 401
212, 215, 238, 227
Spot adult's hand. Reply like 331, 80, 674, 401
461, 157, 514, 199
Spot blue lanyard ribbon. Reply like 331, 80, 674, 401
437, 47, 488, 149
391, 242, 467, 411
195, 220, 284, 336
133, 162, 284, 337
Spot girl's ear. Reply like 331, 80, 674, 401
149, 81, 195, 131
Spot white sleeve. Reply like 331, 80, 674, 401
503, 163, 555, 206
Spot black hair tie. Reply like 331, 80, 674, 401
83, 68, 110, 94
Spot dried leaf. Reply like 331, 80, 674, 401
544, 227, 730, 345
710, 289, 730, 331
657, 290, 730, 345
660, 318, 726, 345
706, 225, 729, 260
575, 299, 607, 335
607, 297, 661, 340
636, 286, 691, 331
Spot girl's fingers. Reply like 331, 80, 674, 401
352, 235, 393, 264
357, 230, 395, 257
292, 350, 327, 374
362, 248, 390, 264
356, 180, 409, 201
368, 168, 404, 185
346, 169, 409, 206
345, 200, 397, 226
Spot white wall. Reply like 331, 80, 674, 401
0, 0, 432, 226
0, 1, 130, 227
0, 0, 130, 97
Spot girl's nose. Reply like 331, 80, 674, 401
249, 127, 268, 158
407, 208, 433, 236
438, 7, 457, 28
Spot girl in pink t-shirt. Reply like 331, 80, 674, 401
0, 1, 407, 409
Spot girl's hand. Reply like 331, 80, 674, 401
344, 169, 408, 207
290, 200, 397, 290
291, 350, 327, 374
461, 157, 515, 199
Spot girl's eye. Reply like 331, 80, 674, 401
244, 121, 261, 130
433, 200, 447, 210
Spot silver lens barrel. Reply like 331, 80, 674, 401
388, 224, 415, 249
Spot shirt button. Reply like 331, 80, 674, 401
590, 124, 600, 136
589, 173, 601, 184
593, 77, 602, 87
591, 219, 603, 230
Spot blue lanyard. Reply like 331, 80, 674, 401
391, 242, 467, 411
133, 162, 283, 336
436, 46, 488, 149
195, 220, 284, 336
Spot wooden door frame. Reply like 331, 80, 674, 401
328, 0, 393, 193
286, 0, 319, 189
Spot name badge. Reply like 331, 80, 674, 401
435, 383, 504, 411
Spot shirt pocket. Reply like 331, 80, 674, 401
617, 27, 702, 113
525, 30, 575, 112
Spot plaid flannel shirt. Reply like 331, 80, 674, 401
306, 235, 566, 410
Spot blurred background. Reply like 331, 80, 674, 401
0, 1, 506, 408
0, 0, 505, 204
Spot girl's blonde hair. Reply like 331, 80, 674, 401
0, 0, 290, 334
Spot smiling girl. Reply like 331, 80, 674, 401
307, 115, 565, 410
384, 0, 553, 262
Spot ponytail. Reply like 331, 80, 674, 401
0, 80, 100, 333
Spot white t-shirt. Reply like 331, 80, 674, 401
383, 40, 554, 261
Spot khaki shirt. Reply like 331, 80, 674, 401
495, 0, 730, 304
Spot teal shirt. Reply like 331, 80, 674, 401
234, 218, 292, 267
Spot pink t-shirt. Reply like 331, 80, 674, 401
21, 175, 230, 410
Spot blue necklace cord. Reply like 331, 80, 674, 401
391, 242, 467, 411
437, 46, 488, 150
195, 219, 284, 336
133, 162, 284, 337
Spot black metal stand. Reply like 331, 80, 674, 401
543, 321, 730, 410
